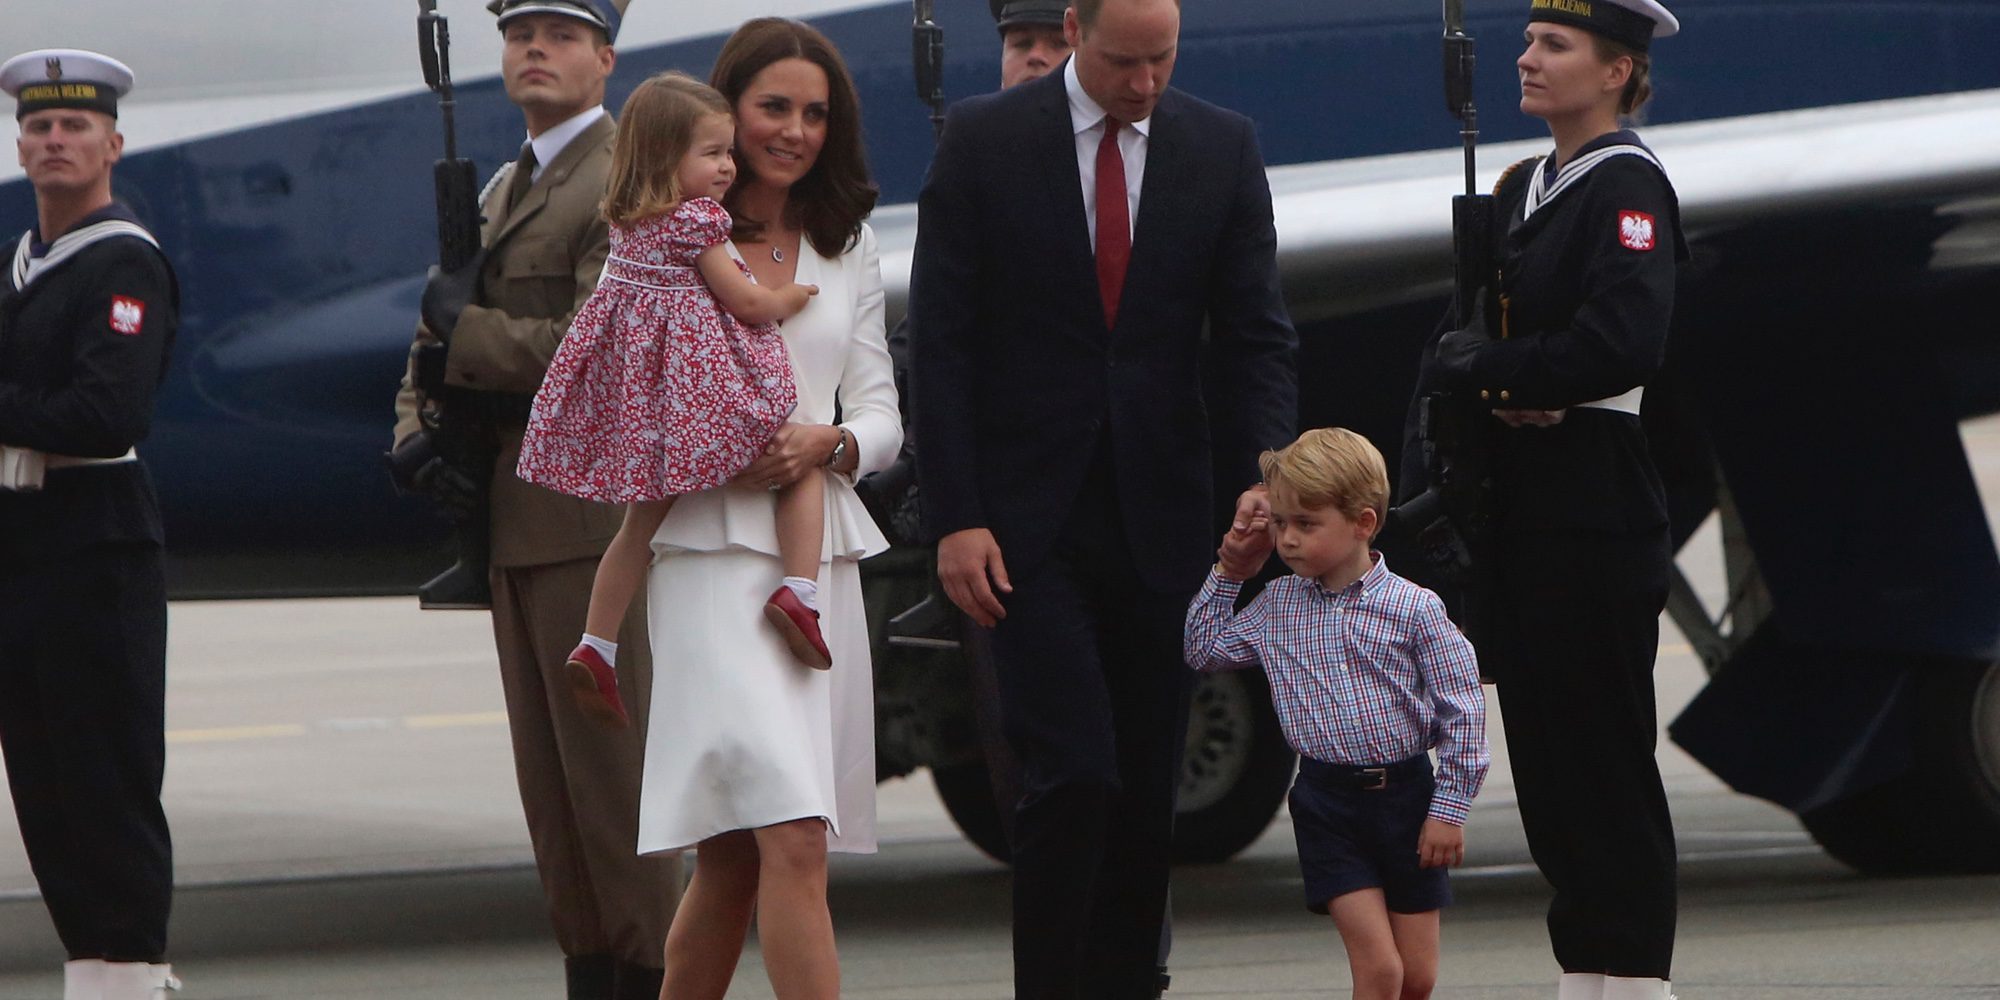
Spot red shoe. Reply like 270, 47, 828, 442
764, 587, 833, 670
566, 644, 630, 728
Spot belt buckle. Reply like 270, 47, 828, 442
1360, 767, 1388, 791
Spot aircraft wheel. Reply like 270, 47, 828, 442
931, 759, 1014, 863
1171, 668, 1297, 864
1800, 659, 2000, 874
928, 669, 1297, 866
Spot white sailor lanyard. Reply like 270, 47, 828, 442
9, 218, 160, 292
1, 218, 159, 489
1507, 142, 1667, 417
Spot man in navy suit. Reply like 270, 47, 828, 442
909, 1, 1297, 995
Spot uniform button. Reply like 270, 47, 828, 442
1479, 390, 1491, 401
1499, 389, 1511, 402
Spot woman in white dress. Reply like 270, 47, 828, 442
638, 18, 897, 1000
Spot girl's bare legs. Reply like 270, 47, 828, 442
751, 818, 839, 1000
773, 472, 824, 583
661, 831, 759, 1000
764, 474, 832, 668
587, 499, 676, 639
568, 499, 674, 726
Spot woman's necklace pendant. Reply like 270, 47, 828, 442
772, 246, 785, 263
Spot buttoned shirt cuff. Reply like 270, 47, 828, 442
1427, 790, 1472, 828
1201, 568, 1245, 601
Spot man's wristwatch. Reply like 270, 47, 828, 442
824, 427, 850, 468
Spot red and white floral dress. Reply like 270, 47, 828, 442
518, 197, 797, 503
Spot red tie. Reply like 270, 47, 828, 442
1095, 117, 1131, 329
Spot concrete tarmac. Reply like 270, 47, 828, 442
4, 418, 2000, 997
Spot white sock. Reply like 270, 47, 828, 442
783, 576, 819, 611
581, 633, 618, 666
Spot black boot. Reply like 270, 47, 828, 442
612, 960, 665, 1000
564, 955, 616, 1000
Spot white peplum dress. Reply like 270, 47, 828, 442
635, 224, 900, 856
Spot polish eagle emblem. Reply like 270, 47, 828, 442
1618, 210, 1656, 252
45, 58, 62, 81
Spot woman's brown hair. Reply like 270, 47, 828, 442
601, 71, 733, 227
1591, 35, 1654, 118
709, 17, 879, 257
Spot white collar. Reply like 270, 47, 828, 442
1524, 141, 1662, 219
1064, 57, 1152, 137
526, 105, 607, 173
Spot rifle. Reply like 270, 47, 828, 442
403, 0, 495, 610
1391, 0, 1500, 643
911, 0, 946, 138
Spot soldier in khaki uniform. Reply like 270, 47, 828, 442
389, 2, 678, 997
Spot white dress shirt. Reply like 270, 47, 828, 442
525, 105, 607, 181
1065, 57, 1149, 248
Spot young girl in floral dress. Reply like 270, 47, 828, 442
518, 72, 829, 728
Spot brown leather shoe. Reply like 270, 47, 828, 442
763, 586, 833, 670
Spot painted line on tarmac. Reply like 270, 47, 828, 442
166, 713, 505, 744
1453, 844, 1823, 880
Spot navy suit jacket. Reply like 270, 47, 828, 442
909, 68, 1298, 591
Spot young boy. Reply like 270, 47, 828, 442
1185, 427, 1489, 1000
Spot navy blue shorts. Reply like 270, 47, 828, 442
1289, 754, 1452, 915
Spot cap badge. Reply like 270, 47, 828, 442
44, 58, 61, 81
1618, 211, 1656, 252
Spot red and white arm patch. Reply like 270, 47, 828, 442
1617, 211, 1657, 252
109, 295, 146, 335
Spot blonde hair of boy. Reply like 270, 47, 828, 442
602, 71, 732, 226
1257, 428, 1391, 539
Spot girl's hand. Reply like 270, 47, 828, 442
777, 283, 819, 321
736, 422, 841, 490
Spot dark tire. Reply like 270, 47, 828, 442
1801, 660, 2000, 874
931, 759, 1013, 863
930, 669, 1297, 866
1172, 668, 1298, 864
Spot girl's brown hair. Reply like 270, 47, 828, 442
602, 71, 732, 227
709, 17, 878, 256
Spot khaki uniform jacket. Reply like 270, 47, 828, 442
393, 114, 621, 568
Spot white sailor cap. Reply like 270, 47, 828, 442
488, 0, 631, 44
0, 49, 134, 120
1528, 0, 1679, 52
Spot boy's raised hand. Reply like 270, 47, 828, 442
1216, 485, 1273, 580
1417, 818, 1465, 868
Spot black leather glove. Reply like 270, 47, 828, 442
1432, 287, 1496, 388
386, 432, 484, 519
420, 251, 486, 340
1433, 325, 1486, 387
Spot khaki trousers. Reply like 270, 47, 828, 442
491, 557, 682, 966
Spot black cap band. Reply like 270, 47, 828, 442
14, 81, 116, 119
1529, 0, 1655, 52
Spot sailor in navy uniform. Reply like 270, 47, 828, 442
1402, 2, 1687, 998
0, 49, 181, 1000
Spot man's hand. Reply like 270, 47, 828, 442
388, 432, 484, 519
1494, 408, 1566, 428
937, 527, 1011, 627
420, 252, 486, 340
1217, 485, 1273, 580
1417, 818, 1465, 869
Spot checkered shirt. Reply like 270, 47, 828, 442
1184, 554, 1490, 826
